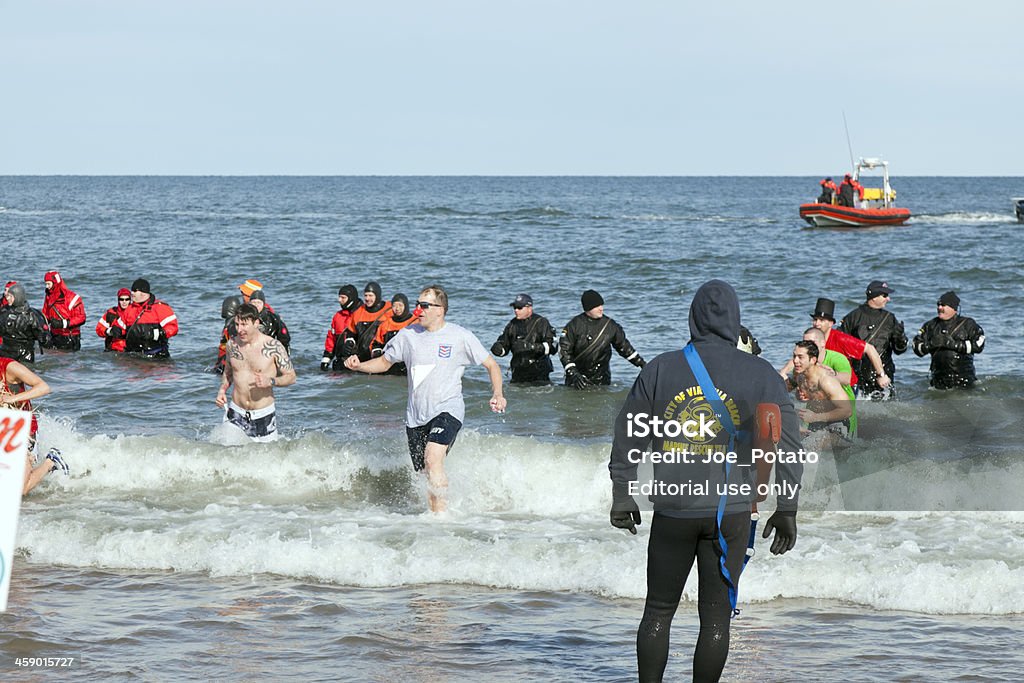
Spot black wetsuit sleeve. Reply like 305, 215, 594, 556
539, 317, 557, 356
912, 320, 935, 357
491, 320, 514, 357
890, 319, 908, 355
558, 319, 578, 370
611, 321, 643, 366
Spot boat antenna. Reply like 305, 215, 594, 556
842, 111, 856, 173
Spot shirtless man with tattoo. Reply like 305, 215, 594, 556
215, 303, 296, 442
788, 340, 853, 439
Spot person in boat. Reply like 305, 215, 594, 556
116, 278, 179, 358
912, 291, 985, 389
838, 280, 908, 400
817, 177, 838, 204
0, 355, 69, 494
0, 283, 50, 364
41, 270, 86, 352
837, 174, 855, 207
320, 284, 361, 371
249, 289, 292, 353
491, 293, 559, 384
345, 285, 506, 513
608, 279, 802, 683
342, 281, 392, 363
370, 293, 420, 376
560, 289, 645, 388
96, 288, 132, 352
779, 298, 890, 394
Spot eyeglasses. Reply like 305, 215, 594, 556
415, 301, 441, 309
118, 297, 131, 301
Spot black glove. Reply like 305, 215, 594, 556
510, 340, 536, 355
633, 356, 646, 368
610, 485, 641, 534
320, 354, 331, 371
371, 348, 383, 358
566, 368, 591, 390
761, 510, 797, 555
490, 341, 507, 357
948, 338, 968, 354
48, 317, 67, 329
105, 326, 116, 337
342, 337, 357, 353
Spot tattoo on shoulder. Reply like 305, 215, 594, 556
263, 339, 293, 370
228, 340, 243, 360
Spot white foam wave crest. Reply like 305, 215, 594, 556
915, 211, 1014, 224
33, 418, 611, 515
21, 420, 1024, 615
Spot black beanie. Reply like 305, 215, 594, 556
249, 289, 266, 302
581, 289, 604, 311
131, 278, 151, 294
938, 291, 960, 310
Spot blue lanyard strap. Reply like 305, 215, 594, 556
683, 343, 742, 617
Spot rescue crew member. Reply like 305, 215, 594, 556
817, 177, 838, 204
838, 174, 855, 207
0, 283, 50, 363
913, 291, 986, 389
321, 284, 361, 371
560, 289, 645, 388
491, 293, 558, 383
41, 270, 86, 351
838, 280, 908, 399
609, 279, 802, 683
343, 281, 392, 363
96, 288, 132, 352
249, 289, 292, 352
370, 293, 420, 375
117, 278, 179, 358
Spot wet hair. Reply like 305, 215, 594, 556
419, 284, 448, 313
803, 327, 825, 343
795, 339, 819, 360
234, 302, 260, 323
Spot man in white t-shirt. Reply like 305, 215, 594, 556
346, 285, 506, 512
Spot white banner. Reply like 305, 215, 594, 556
0, 407, 31, 612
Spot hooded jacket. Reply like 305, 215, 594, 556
323, 284, 361, 359
0, 284, 51, 363
42, 271, 86, 341
345, 282, 392, 362
609, 280, 803, 516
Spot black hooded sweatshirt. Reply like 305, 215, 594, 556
609, 280, 802, 516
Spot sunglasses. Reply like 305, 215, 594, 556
415, 301, 441, 309
118, 297, 131, 301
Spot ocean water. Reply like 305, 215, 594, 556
2, 176, 1023, 681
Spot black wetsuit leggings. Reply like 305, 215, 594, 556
637, 512, 750, 683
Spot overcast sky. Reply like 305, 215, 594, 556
2, 1, 1020, 175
